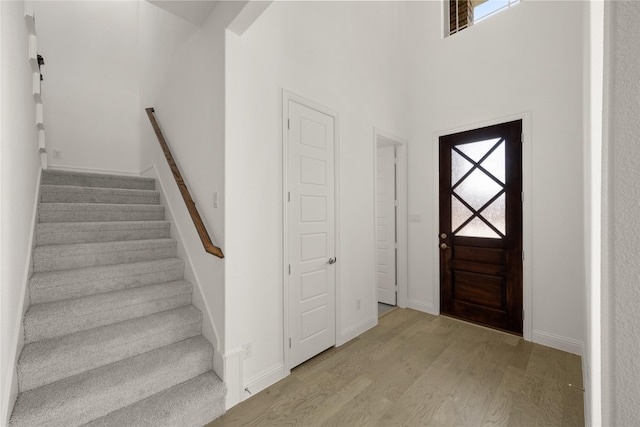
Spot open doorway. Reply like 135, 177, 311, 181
374, 129, 407, 317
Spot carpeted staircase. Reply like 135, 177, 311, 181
9, 169, 225, 427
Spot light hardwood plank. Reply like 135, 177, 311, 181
207, 309, 584, 427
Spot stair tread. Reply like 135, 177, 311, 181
42, 170, 155, 190
37, 220, 170, 232
30, 258, 184, 290
41, 185, 160, 196
10, 336, 212, 427
19, 305, 202, 391
34, 238, 176, 256
39, 202, 164, 211
86, 372, 225, 427
29, 259, 183, 288
26, 280, 192, 322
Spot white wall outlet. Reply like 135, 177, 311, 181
356, 298, 361, 310
52, 149, 62, 159
242, 342, 252, 360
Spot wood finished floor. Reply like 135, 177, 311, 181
207, 309, 584, 427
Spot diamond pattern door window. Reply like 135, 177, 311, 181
451, 138, 506, 239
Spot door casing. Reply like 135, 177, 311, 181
282, 90, 340, 374
373, 129, 408, 310
432, 113, 532, 341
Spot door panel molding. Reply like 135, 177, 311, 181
282, 90, 340, 374
432, 113, 532, 341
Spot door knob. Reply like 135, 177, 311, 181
440, 233, 447, 239
327, 257, 337, 265
440, 243, 450, 250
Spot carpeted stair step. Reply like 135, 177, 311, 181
41, 185, 160, 205
39, 203, 164, 223
36, 221, 171, 245
86, 372, 226, 427
33, 239, 177, 272
18, 305, 203, 392
23, 280, 193, 343
42, 170, 155, 191
9, 336, 213, 427
29, 258, 185, 304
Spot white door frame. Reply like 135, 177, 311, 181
373, 128, 408, 309
282, 90, 340, 375
431, 112, 532, 341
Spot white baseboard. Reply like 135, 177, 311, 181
407, 299, 437, 316
2, 168, 41, 426
339, 316, 377, 346
47, 164, 141, 177
223, 348, 244, 410
244, 362, 286, 400
531, 329, 584, 356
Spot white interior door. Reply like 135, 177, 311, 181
376, 145, 397, 306
287, 99, 336, 369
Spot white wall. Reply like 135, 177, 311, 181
0, 1, 42, 423
225, 1, 409, 396
603, 1, 640, 424
139, 0, 247, 356
404, 1, 585, 353
34, 1, 141, 174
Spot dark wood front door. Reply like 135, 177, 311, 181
439, 120, 523, 335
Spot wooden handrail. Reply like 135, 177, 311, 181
145, 108, 224, 259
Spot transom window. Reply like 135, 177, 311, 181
448, 0, 521, 36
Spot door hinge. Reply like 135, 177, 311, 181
288, 191, 290, 202
395, 285, 399, 291
288, 264, 291, 275
394, 200, 399, 207
287, 119, 290, 130
394, 242, 399, 249
521, 132, 524, 143
521, 192, 524, 203
289, 338, 292, 348
522, 251, 525, 261
394, 156, 398, 164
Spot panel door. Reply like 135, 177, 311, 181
376, 145, 397, 306
439, 120, 523, 334
287, 100, 336, 368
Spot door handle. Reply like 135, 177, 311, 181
440, 243, 450, 250
327, 257, 337, 265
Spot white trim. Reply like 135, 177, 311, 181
432, 112, 533, 341
407, 299, 437, 316
47, 164, 142, 177
140, 165, 155, 175
213, 347, 224, 385
223, 348, 244, 409
373, 128, 409, 310
531, 330, 584, 356
584, 1, 605, 426
339, 316, 377, 345
282, 90, 340, 374
441, 0, 450, 39
142, 164, 221, 351
2, 167, 42, 427
243, 362, 286, 400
